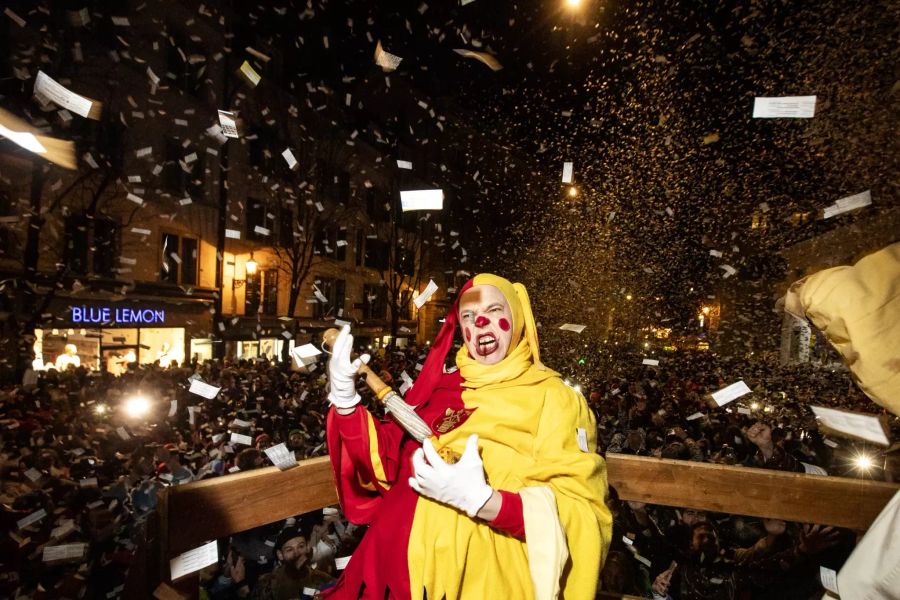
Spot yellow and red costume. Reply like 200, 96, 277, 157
325, 274, 612, 599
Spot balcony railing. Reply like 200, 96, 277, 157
127, 454, 900, 599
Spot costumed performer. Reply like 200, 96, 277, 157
323, 273, 612, 599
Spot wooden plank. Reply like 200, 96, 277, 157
606, 453, 899, 530
165, 456, 338, 556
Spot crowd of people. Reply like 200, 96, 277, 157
0, 339, 896, 599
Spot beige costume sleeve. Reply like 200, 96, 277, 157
784, 242, 900, 415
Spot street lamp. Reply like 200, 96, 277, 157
565, 0, 582, 7
231, 254, 258, 315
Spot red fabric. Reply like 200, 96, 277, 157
324, 371, 472, 599
404, 278, 474, 410
490, 490, 526, 541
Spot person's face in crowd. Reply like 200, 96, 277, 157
289, 433, 304, 450
626, 432, 643, 452
682, 509, 706, 526
277, 536, 311, 572
690, 523, 719, 557
458, 285, 514, 366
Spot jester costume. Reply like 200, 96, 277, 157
325, 274, 612, 599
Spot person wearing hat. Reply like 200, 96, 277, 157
324, 274, 612, 599
251, 524, 334, 600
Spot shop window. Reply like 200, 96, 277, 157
313, 278, 345, 319
363, 283, 387, 320
245, 270, 261, 315
92, 218, 119, 278
64, 215, 90, 275
160, 233, 198, 285
263, 269, 278, 315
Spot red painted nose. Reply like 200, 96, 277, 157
474, 315, 490, 327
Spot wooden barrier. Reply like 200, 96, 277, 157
145, 453, 899, 598
605, 454, 899, 531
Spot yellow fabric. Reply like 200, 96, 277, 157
407, 275, 612, 600
365, 413, 392, 489
787, 242, 900, 415
520, 486, 569, 600
470, 273, 546, 370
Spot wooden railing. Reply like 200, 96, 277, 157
130, 454, 900, 599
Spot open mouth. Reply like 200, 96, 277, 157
476, 333, 498, 356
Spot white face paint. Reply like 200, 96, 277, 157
458, 285, 514, 366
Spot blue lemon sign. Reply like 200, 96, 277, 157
71, 305, 166, 325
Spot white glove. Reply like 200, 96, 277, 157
327, 325, 370, 410
409, 434, 493, 518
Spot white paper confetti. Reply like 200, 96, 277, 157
752, 96, 816, 118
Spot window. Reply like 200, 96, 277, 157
64, 215, 89, 275
160, 233, 199, 285
263, 269, 278, 315
313, 278, 345, 319
279, 206, 294, 247
163, 137, 203, 197
400, 289, 415, 320
315, 226, 345, 260
397, 246, 415, 277
92, 218, 119, 278
181, 238, 198, 285
0, 191, 18, 258
364, 239, 389, 270
337, 171, 350, 204
247, 198, 272, 242
336, 227, 347, 262
245, 270, 261, 315
366, 188, 389, 223
354, 230, 364, 266
363, 283, 387, 319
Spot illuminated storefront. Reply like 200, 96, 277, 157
34, 300, 214, 373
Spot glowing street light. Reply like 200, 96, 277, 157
853, 453, 874, 472
565, 0, 582, 8
94, 404, 108, 415
124, 395, 151, 419
567, 186, 578, 197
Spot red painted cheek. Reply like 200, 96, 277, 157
498, 318, 511, 332
474, 316, 490, 327
464, 327, 471, 341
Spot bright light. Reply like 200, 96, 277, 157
763, 406, 774, 413
565, 0, 582, 7
643, 342, 650, 349
124, 395, 151, 419
702, 306, 711, 315
125, 350, 136, 362
626, 294, 633, 301
567, 186, 578, 197
245, 258, 258, 275
853, 454, 874, 471
574, 384, 582, 393
750, 402, 759, 410
94, 404, 108, 415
